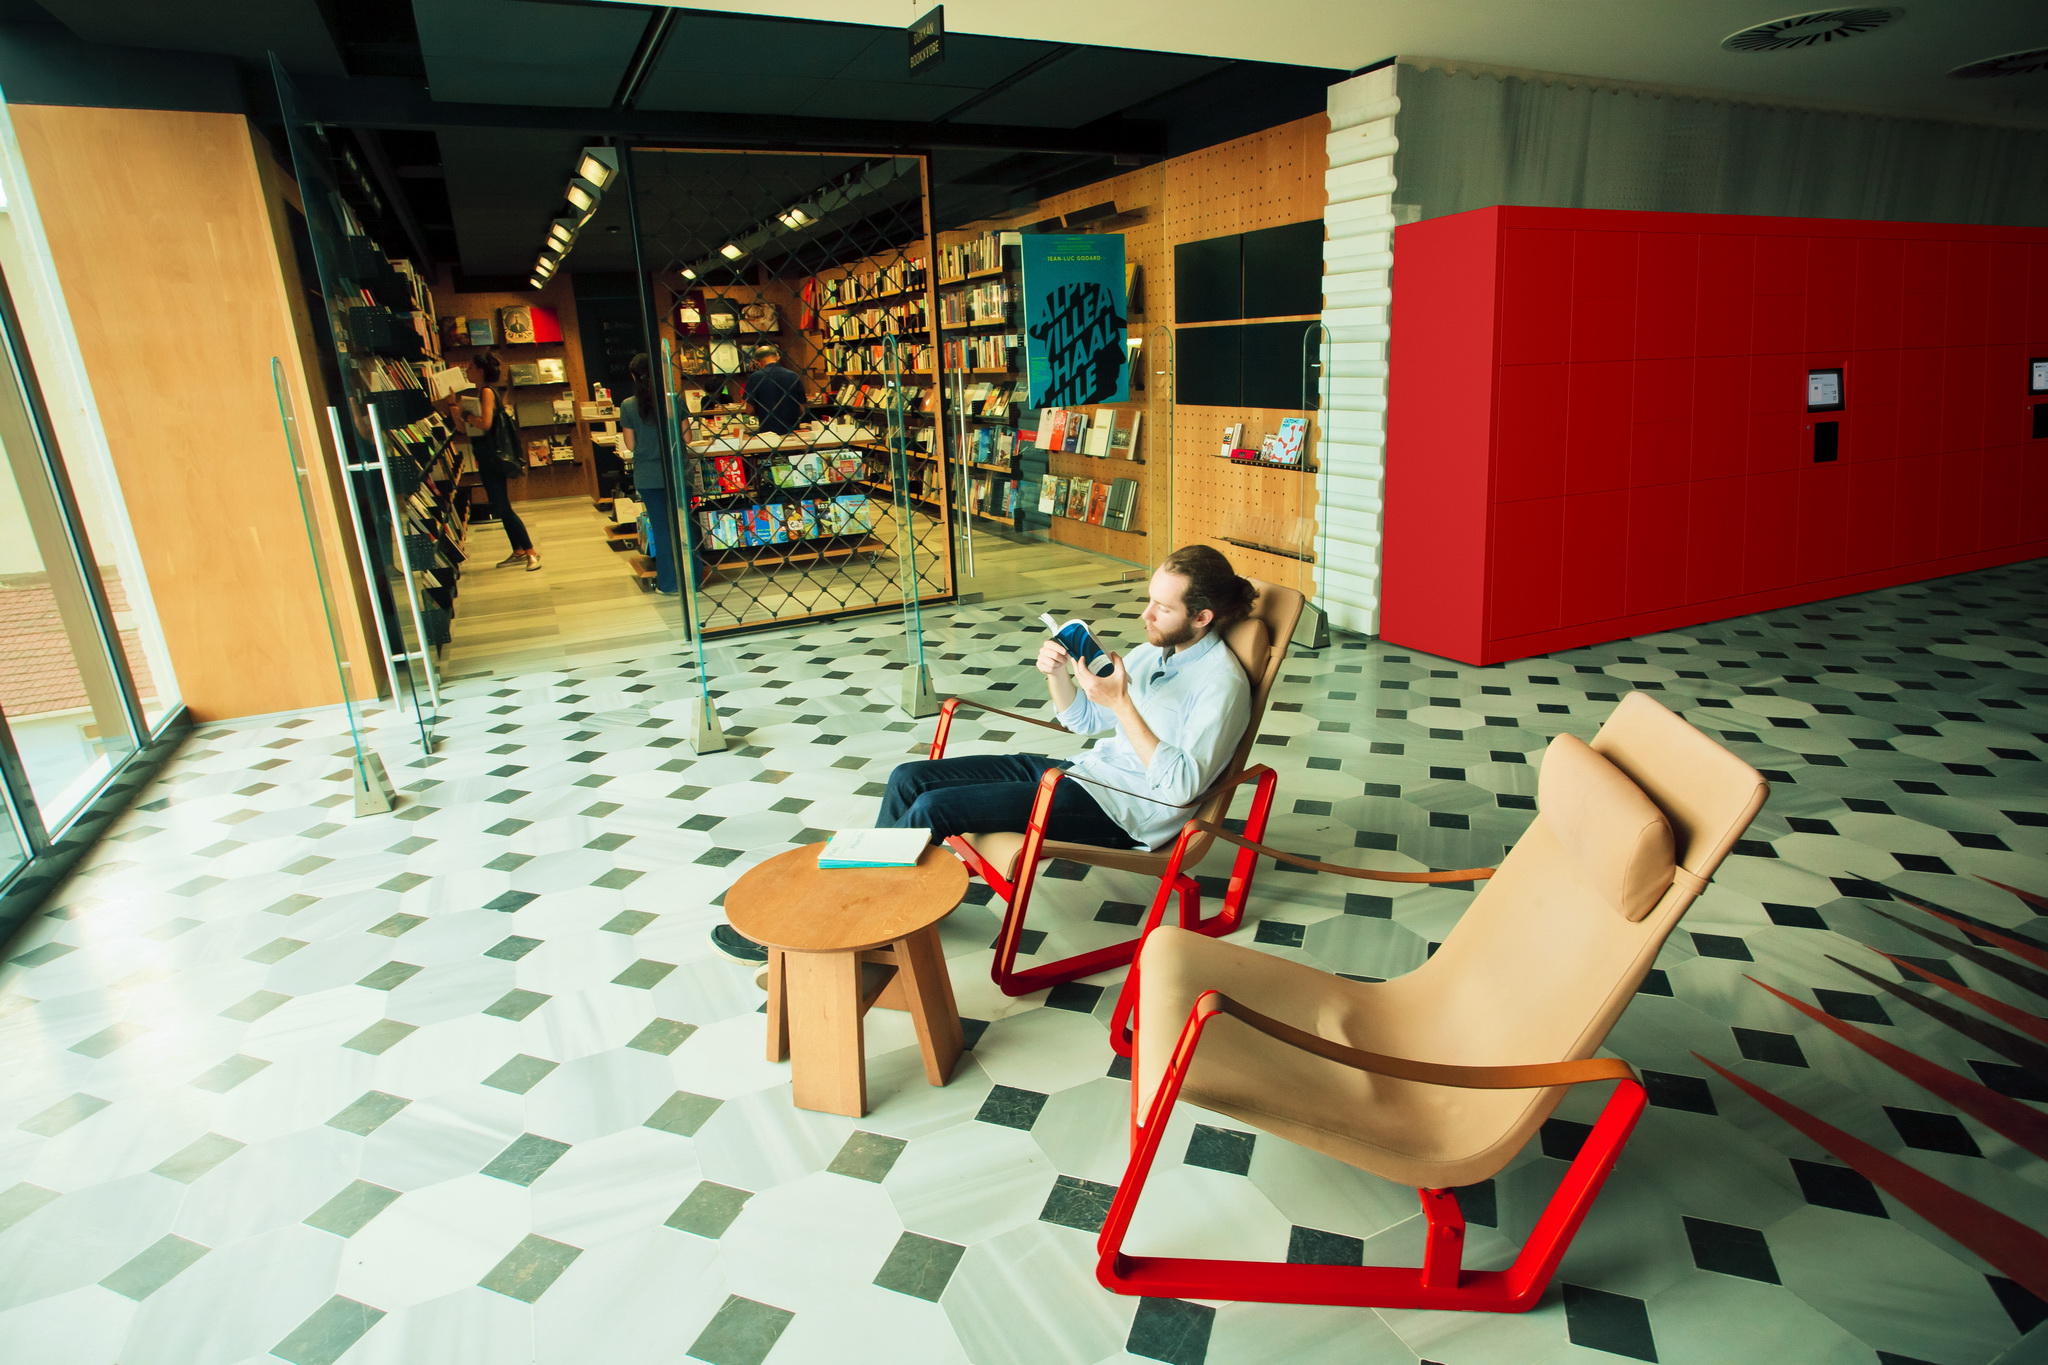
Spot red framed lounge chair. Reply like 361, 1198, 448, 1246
1099, 692, 1768, 1312
926, 579, 1304, 997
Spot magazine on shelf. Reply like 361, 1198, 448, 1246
1087, 481, 1110, 525
1082, 413, 1112, 458
1272, 417, 1308, 466
1039, 476, 1062, 514
1064, 477, 1093, 520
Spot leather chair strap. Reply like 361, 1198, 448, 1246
1201, 991, 1638, 1089
1193, 821, 1497, 884
942, 698, 1075, 734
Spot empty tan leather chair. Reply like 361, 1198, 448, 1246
1099, 691, 1767, 1312
926, 579, 1304, 997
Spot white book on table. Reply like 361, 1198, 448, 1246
818, 827, 931, 868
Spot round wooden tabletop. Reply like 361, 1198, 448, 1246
725, 842, 969, 953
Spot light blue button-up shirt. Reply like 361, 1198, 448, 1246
1055, 630, 1252, 849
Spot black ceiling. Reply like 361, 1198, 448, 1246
3, 0, 1346, 277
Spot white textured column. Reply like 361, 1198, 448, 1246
1319, 64, 1398, 637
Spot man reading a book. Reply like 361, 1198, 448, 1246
710, 546, 1256, 966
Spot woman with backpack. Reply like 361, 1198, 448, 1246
445, 351, 539, 571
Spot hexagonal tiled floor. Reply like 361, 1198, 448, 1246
0, 561, 2044, 1365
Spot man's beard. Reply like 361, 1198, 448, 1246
1145, 618, 1201, 650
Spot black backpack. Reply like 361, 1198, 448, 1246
476, 389, 524, 478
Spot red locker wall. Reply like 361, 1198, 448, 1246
1380, 206, 2048, 665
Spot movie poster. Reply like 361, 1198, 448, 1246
1018, 234, 1128, 408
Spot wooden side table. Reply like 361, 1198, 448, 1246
725, 841, 968, 1117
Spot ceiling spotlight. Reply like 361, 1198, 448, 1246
720, 244, 743, 260
576, 147, 619, 189
547, 220, 574, 248
1947, 46, 2048, 79
1721, 7, 1900, 53
681, 268, 698, 281
566, 183, 595, 214
778, 207, 813, 230
529, 278, 544, 290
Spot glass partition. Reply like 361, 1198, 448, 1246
271, 59, 440, 753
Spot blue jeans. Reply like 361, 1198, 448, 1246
639, 484, 678, 593
880, 753, 1133, 848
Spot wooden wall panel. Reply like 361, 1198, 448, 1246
13, 105, 362, 721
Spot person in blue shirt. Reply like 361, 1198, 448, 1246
709, 545, 1256, 965
616, 353, 677, 594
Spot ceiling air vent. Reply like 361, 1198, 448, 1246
1721, 8, 1902, 53
1946, 47, 2048, 79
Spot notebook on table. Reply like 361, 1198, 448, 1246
818, 828, 931, 869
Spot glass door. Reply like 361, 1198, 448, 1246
270, 58, 440, 752
625, 146, 954, 657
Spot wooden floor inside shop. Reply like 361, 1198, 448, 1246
442, 498, 1135, 680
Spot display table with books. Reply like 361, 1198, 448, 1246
682, 420, 895, 575
725, 840, 967, 1117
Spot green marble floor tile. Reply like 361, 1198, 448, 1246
643, 1091, 722, 1137
243, 933, 307, 965
592, 867, 644, 889
356, 961, 424, 991
151, 1132, 245, 1184
827, 1131, 908, 1183
872, 1231, 965, 1302
303, 1180, 401, 1237
481, 1133, 571, 1186
685, 1295, 793, 1365
19, 1093, 109, 1135
377, 873, 430, 893
483, 1054, 559, 1094
100, 1233, 210, 1301
483, 935, 543, 961
483, 989, 551, 1021
190, 1054, 272, 1093
342, 1020, 417, 1054
600, 910, 657, 934
326, 1091, 411, 1136
367, 913, 427, 937
271, 1294, 386, 1365
68, 1022, 147, 1057
664, 1181, 753, 1239
0, 1182, 59, 1234
1125, 1296, 1213, 1365
625, 1018, 698, 1055
218, 990, 291, 1022
9, 942, 75, 967
585, 832, 631, 851
612, 959, 676, 989
478, 1233, 583, 1303
262, 893, 318, 916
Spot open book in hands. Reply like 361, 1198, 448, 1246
1041, 612, 1113, 677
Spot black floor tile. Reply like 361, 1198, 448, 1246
975, 1085, 1048, 1131
1789, 1158, 1889, 1218
1286, 1226, 1364, 1265
1968, 1058, 2048, 1102
1562, 1283, 1658, 1362
1183, 1124, 1255, 1176
1038, 1174, 1116, 1233
1884, 1106, 1982, 1157
1126, 1297, 1214, 1365
1044, 982, 1103, 1013
1813, 988, 1891, 1025
1641, 1069, 1716, 1114
1733, 1027, 1807, 1067
1682, 1216, 1780, 1283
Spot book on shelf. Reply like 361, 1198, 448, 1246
1064, 477, 1093, 519
465, 317, 496, 346
1082, 413, 1112, 458
713, 455, 750, 492
525, 438, 551, 466
1087, 481, 1111, 525
1106, 477, 1138, 531
1272, 417, 1308, 466
1039, 476, 1062, 514
515, 397, 560, 427
508, 361, 543, 386
1107, 409, 1142, 460
499, 306, 536, 345
1060, 411, 1085, 454
529, 306, 563, 344
425, 367, 470, 400
550, 397, 576, 422
436, 316, 465, 350
536, 357, 567, 383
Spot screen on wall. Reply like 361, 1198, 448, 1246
1806, 368, 1844, 412
1019, 233, 1129, 407
2031, 358, 2048, 394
